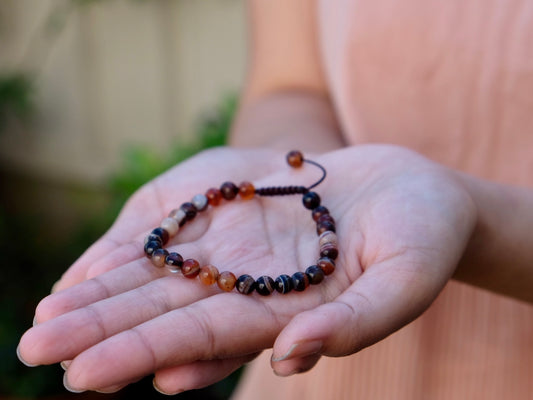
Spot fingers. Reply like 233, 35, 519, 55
61, 294, 286, 391
271, 254, 448, 375
153, 353, 260, 395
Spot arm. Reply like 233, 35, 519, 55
229, 0, 345, 151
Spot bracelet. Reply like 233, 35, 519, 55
143, 151, 337, 296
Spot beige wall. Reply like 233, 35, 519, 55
0, 0, 246, 184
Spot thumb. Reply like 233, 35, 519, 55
270, 256, 449, 376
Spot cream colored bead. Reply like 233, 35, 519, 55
319, 230, 338, 247
169, 208, 186, 225
161, 217, 179, 237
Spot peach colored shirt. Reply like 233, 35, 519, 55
234, 1, 533, 399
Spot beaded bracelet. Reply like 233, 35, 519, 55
143, 151, 338, 296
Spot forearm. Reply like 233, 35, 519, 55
230, 91, 346, 151
454, 172, 533, 303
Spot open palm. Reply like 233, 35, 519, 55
18, 145, 476, 394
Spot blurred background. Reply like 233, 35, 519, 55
0, 0, 246, 398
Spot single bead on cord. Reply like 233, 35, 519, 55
144, 240, 161, 258
286, 150, 304, 168
320, 243, 339, 260
255, 276, 275, 296
165, 252, 183, 273
317, 257, 336, 275
151, 227, 169, 245
152, 248, 169, 268
305, 265, 325, 284
292, 271, 310, 292
303, 191, 321, 210
311, 205, 330, 222
161, 217, 179, 237
199, 264, 220, 285
180, 202, 198, 221
192, 194, 209, 212
220, 182, 239, 200
169, 208, 187, 226
217, 271, 237, 292
182, 258, 200, 278
205, 188, 222, 206
236, 274, 256, 295
238, 181, 255, 200
274, 274, 293, 294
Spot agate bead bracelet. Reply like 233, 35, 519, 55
143, 151, 338, 296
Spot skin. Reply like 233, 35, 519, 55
18, 0, 533, 395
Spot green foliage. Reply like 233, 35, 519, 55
108, 94, 236, 216
0, 73, 34, 132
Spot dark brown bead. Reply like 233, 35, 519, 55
220, 182, 239, 200
236, 274, 256, 295
320, 243, 339, 260
238, 181, 255, 200
286, 150, 304, 168
182, 258, 200, 278
275, 274, 293, 294
317, 221, 336, 235
255, 276, 275, 296
205, 188, 222, 206
302, 191, 321, 209
180, 202, 197, 221
292, 272, 310, 292
217, 271, 237, 291
151, 227, 169, 245
306, 265, 325, 284
199, 264, 219, 285
317, 257, 336, 275
145, 233, 163, 245
144, 240, 161, 258
165, 252, 183, 268
151, 248, 169, 268
311, 205, 330, 222
317, 214, 335, 225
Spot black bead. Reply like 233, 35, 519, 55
320, 246, 338, 260
146, 233, 163, 245
220, 181, 239, 200
236, 274, 256, 294
292, 271, 310, 292
144, 240, 161, 258
302, 192, 321, 209
180, 202, 197, 221
305, 265, 325, 285
317, 220, 336, 235
275, 274, 293, 294
165, 252, 183, 268
311, 205, 329, 222
255, 276, 275, 296
151, 227, 169, 245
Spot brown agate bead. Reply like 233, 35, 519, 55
255, 276, 275, 296
317, 220, 336, 235
286, 150, 304, 168
180, 202, 197, 221
311, 205, 330, 222
182, 258, 200, 278
303, 191, 321, 209
160, 217, 179, 237
205, 188, 222, 206
220, 182, 239, 200
319, 230, 338, 247
305, 265, 325, 284
217, 271, 237, 291
239, 181, 255, 200
236, 274, 256, 294
168, 208, 187, 226
165, 252, 183, 273
320, 243, 339, 260
151, 227, 169, 245
199, 264, 219, 285
144, 240, 161, 258
292, 271, 309, 291
317, 257, 336, 275
151, 248, 169, 268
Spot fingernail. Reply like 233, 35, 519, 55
273, 367, 303, 377
153, 379, 184, 396
60, 360, 71, 370
51, 279, 61, 294
271, 340, 323, 362
33, 315, 38, 326
63, 373, 85, 393
95, 384, 125, 393
16, 345, 37, 367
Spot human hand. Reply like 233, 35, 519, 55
17, 145, 476, 394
